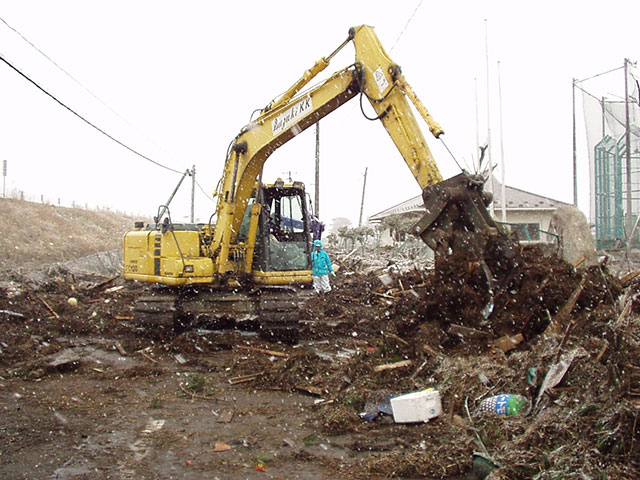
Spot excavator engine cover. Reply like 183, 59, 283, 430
414, 173, 500, 260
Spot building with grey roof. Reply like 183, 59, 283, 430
368, 177, 571, 246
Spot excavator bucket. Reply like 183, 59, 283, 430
413, 173, 503, 260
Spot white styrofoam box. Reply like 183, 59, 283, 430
391, 390, 442, 423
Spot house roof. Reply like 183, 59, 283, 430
368, 177, 570, 222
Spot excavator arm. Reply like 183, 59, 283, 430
211, 25, 481, 275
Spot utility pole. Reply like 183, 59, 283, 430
2, 160, 6, 198
624, 58, 633, 240
190, 165, 196, 223
572, 79, 578, 207
358, 167, 368, 227
315, 122, 320, 217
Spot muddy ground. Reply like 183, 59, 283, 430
1, 244, 640, 479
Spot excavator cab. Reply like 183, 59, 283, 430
250, 180, 312, 273
235, 179, 314, 287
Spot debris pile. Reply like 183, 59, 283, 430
274, 245, 639, 478
1, 244, 639, 478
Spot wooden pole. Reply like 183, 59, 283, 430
358, 167, 368, 227
315, 122, 320, 216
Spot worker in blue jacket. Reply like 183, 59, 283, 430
311, 239, 335, 294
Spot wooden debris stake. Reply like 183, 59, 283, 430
410, 359, 428, 380
236, 345, 289, 358
620, 270, 640, 288
554, 321, 575, 363
228, 373, 262, 385
615, 298, 633, 328
372, 291, 394, 299
595, 342, 609, 363
448, 324, 490, 339
544, 275, 587, 335
94, 274, 119, 290
386, 333, 410, 346
115, 315, 134, 320
35, 294, 59, 319
373, 359, 413, 372
139, 351, 158, 363
114, 341, 127, 356
422, 344, 442, 358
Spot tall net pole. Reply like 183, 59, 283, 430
190, 165, 196, 223
625, 58, 633, 240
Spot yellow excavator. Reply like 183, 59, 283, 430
123, 25, 502, 342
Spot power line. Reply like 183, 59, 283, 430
0, 15, 173, 159
195, 179, 215, 204
0, 51, 183, 175
390, 0, 424, 52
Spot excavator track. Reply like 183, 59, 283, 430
132, 287, 303, 344
133, 294, 181, 338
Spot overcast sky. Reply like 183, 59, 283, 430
1, 1, 638, 227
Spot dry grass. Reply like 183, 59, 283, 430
0, 197, 145, 275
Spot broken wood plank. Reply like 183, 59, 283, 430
493, 333, 524, 353
213, 442, 232, 452
236, 345, 289, 358
373, 359, 413, 372
572, 255, 586, 268
295, 385, 323, 396
115, 315, 134, 320
217, 409, 235, 423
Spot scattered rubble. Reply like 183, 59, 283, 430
1, 243, 639, 478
